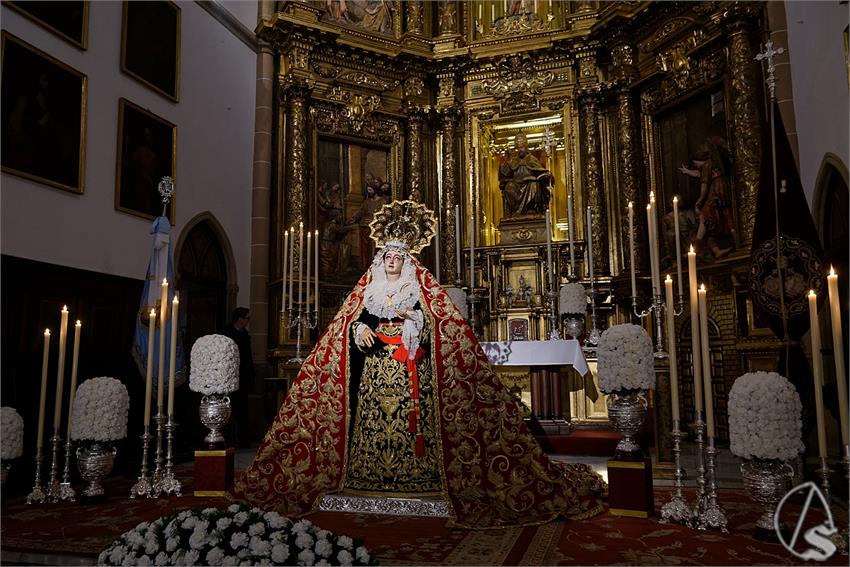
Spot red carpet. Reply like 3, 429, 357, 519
2, 470, 847, 565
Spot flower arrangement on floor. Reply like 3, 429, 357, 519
596, 323, 655, 393
71, 377, 130, 442
558, 282, 587, 316
190, 334, 239, 396
1, 407, 24, 460
98, 503, 378, 566
728, 371, 803, 461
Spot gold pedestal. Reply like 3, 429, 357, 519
498, 216, 547, 244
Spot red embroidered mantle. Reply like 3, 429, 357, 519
230, 260, 605, 528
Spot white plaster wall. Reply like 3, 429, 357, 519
216, 0, 260, 32
1, 1, 256, 306
784, 0, 850, 204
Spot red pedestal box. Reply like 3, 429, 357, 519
607, 458, 654, 518
194, 448, 234, 497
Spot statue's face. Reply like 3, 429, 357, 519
384, 251, 404, 276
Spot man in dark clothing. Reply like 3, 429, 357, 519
223, 307, 254, 447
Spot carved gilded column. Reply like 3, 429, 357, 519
719, 5, 763, 244
439, 107, 461, 284
612, 43, 645, 274
280, 76, 312, 272
579, 91, 609, 275
406, 0, 423, 34
438, 0, 458, 35
405, 108, 425, 202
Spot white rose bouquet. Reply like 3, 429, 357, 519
1, 407, 24, 460
71, 377, 130, 442
190, 335, 239, 395
728, 371, 803, 461
98, 503, 378, 566
558, 283, 587, 315
597, 324, 655, 393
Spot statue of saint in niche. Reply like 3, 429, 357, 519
498, 132, 552, 218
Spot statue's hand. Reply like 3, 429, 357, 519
359, 326, 376, 347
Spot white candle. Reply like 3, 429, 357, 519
586, 206, 594, 282
688, 246, 703, 415
673, 196, 683, 297
157, 279, 168, 414
469, 215, 475, 288
808, 290, 828, 459
168, 296, 179, 417
491, 3, 495, 21
479, 3, 482, 20
315, 230, 319, 315
298, 222, 304, 308
53, 306, 69, 431
545, 208, 554, 292
455, 205, 461, 283
827, 267, 848, 446
665, 276, 680, 423
37, 329, 50, 449
646, 204, 656, 296
288, 226, 295, 312
567, 194, 576, 277
435, 222, 441, 283
698, 284, 714, 438
305, 231, 312, 308
628, 201, 636, 298
65, 320, 81, 437
282, 229, 289, 313
649, 192, 661, 297
144, 309, 156, 426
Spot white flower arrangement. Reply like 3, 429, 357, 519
70, 377, 130, 442
190, 334, 239, 395
597, 324, 655, 393
98, 503, 377, 566
1, 407, 24, 460
558, 283, 587, 315
728, 371, 803, 461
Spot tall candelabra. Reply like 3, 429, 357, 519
59, 438, 77, 502
45, 431, 64, 502
661, 421, 691, 527
284, 302, 318, 364
151, 412, 165, 491
632, 293, 683, 358
26, 447, 47, 504
152, 416, 181, 497
584, 280, 601, 350
696, 435, 728, 532
129, 427, 153, 499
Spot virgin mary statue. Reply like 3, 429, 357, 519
232, 201, 605, 528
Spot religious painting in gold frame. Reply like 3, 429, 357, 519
314, 136, 390, 284
121, 0, 181, 101
4, 1, 89, 49
319, 0, 398, 37
653, 85, 735, 269
1, 32, 87, 194
114, 98, 176, 222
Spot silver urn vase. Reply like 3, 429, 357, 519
76, 442, 117, 497
607, 390, 648, 459
199, 394, 231, 445
563, 315, 585, 340
741, 458, 793, 534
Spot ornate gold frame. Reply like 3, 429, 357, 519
5, 1, 89, 50
120, 0, 181, 102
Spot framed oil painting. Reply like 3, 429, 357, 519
4, 1, 89, 49
121, 1, 180, 101
315, 137, 390, 284
115, 98, 176, 222
1, 32, 87, 193
320, 0, 397, 37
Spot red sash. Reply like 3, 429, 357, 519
376, 330, 425, 457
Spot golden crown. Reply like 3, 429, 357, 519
368, 200, 437, 255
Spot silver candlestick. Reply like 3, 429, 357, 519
129, 428, 153, 499
696, 436, 728, 532
661, 421, 691, 527
583, 284, 600, 353
58, 439, 76, 502
152, 416, 182, 497
816, 456, 831, 503
151, 412, 165, 492
546, 290, 561, 340
26, 447, 47, 504
633, 294, 684, 358
45, 431, 63, 502
692, 415, 708, 521
283, 303, 318, 364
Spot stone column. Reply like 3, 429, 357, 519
405, 107, 426, 202
439, 107, 461, 285
720, 5, 763, 245
579, 91, 609, 275
280, 76, 312, 278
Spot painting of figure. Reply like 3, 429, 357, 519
322, 0, 395, 36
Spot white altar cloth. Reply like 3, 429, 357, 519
479, 339, 589, 376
